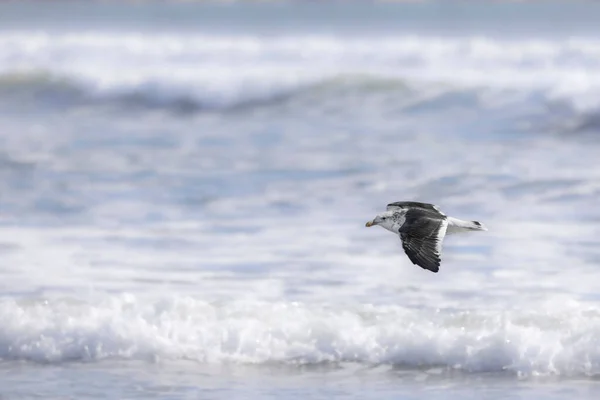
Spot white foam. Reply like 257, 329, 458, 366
1, 294, 600, 377
1, 32, 600, 110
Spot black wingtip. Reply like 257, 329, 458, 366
414, 261, 439, 273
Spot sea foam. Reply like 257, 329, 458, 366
1, 32, 600, 111
1, 294, 600, 378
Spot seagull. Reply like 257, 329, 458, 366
365, 201, 487, 273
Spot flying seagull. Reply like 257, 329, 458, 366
365, 201, 487, 273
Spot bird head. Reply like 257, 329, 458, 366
365, 211, 395, 229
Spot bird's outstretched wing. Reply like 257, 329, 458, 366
386, 201, 445, 215
398, 209, 448, 273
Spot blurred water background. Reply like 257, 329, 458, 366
2, 1, 600, 399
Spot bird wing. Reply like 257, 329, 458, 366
398, 209, 448, 273
386, 201, 445, 216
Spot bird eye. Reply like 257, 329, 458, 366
382, 217, 387, 220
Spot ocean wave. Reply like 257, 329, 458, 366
1, 32, 600, 112
2, 294, 600, 378
0, 71, 415, 112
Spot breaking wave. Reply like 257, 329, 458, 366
0, 71, 415, 112
1, 32, 600, 112
2, 294, 600, 378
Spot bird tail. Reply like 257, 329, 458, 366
447, 217, 488, 233
469, 220, 488, 231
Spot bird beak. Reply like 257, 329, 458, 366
365, 220, 374, 227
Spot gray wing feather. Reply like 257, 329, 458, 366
398, 209, 448, 273
387, 201, 444, 216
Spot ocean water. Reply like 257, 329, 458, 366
2, 1, 600, 398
